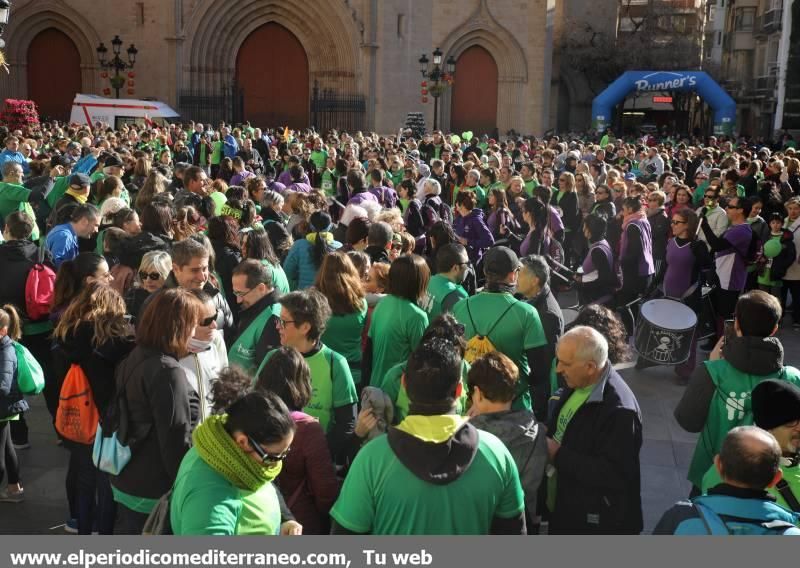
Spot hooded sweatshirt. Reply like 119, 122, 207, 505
329, 414, 525, 534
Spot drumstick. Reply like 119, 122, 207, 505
550, 269, 572, 284
546, 256, 576, 277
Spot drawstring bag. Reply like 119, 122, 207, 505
14, 341, 44, 395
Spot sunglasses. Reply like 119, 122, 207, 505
247, 436, 290, 464
726, 204, 742, 210
139, 271, 162, 281
200, 311, 218, 327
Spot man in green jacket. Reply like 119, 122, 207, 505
0, 162, 31, 221
674, 290, 800, 494
701, 379, 800, 514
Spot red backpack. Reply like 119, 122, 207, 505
25, 244, 55, 321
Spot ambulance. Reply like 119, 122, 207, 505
70, 94, 180, 129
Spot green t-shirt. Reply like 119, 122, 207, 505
310, 150, 328, 173
257, 344, 357, 433
452, 292, 547, 410
523, 178, 538, 197
329, 425, 524, 534
261, 260, 290, 296
426, 274, 468, 321
211, 141, 223, 165
320, 169, 337, 196
321, 299, 368, 386
368, 295, 429, 388
0, 182, 31, 221
170, 447, 281, 535
547, 384, 595, 511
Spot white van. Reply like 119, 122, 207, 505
70, 94, 180, 129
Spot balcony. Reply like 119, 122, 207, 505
755, 7, 783, 36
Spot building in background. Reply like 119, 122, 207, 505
0, 0, 555, 136
552, 0, 708, 134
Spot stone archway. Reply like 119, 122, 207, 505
450, 46, 498, 136
183, 0, 361, 104
235, 23, 309, 128
0, 0, 100, 105
438, 1, 528, 135
28, 28, 82, 121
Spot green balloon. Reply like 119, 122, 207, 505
462, 131, 473, 141
764, 238, 782, 257
450, 135, 461, 145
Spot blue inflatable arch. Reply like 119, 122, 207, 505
591, 71, 736, 136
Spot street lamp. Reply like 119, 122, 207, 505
419, 47, 456, 131
96, 35, 137, 98
0, 0, 12, 50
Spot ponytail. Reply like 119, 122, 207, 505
309, 210, 333, 269
0, 304, 22, 341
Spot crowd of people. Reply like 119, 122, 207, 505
0, 119, 798, 535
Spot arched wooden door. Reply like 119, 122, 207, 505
27, 28, 82, 121
236, 23, 309, 129
450, 46, 498, 136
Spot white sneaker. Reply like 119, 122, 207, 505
0, 488, 24, 503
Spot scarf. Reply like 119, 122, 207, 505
65, 188, 89, 204
306, 231, 334, 245
193, 415, 282, 491
396, 415, 469, 443
621, 208, 646, 231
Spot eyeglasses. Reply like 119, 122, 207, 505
139, 271, 162, 281
278, 318, 296, 328
247, 436, 290, 464
233, 287, 253, 298
670, 220, 687, 225
726, 204, 742, 210
199, 311, 218, 327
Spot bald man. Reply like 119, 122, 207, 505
545, 326, 643, 534
654, 426, 800, 534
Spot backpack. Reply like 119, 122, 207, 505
55, 364, 100, 445
694, 502, 800, 535
25, 242, 56, 321
14, 341, 44, 395
463, 299, 519, 364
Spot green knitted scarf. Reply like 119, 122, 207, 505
193, 415, 282, 492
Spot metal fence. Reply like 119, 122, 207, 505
178, 83, 243, 125
310, 81, 366, 133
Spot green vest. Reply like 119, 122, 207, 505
687, 359, 800, 488
427, 274, 467, 321
227, 303, 281, 374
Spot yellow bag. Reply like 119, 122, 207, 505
463, 300, 518, 364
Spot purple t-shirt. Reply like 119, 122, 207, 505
716, 223, 752, 291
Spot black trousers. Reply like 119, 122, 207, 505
784, 280, 800, 322
0, 421, 20, 486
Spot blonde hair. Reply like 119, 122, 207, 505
138, 250, 172, 281
0, 304, 22, 341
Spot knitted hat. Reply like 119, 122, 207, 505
752, 379, 800, 431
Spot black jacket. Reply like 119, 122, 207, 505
0, 239, 53, 320
647, 208, 670, 262
365, 245, 390, 265
51, 322, 135, 418
110, 345, 199, 500
124, 286, 151, 325
118, 230, 172, 271
0, 335, 27, 419
551, 190, 581, 232
547, 365, 643, 534
210, 240, 242, 320
231, 291, 282, 366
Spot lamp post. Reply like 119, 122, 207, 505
0, 0, 12, 51
419, 47, 456, 131
96, 35, 138, 98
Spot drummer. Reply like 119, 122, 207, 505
576, 214, 619, 306
659, 209, 712, 382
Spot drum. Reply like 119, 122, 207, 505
634, 299, 698, 365
562, 308, 580, 330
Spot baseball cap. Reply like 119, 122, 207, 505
624, 172, 636, 181
103, 153, 124, 168
483, 246, 521, 276
69, 173, 91, 187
